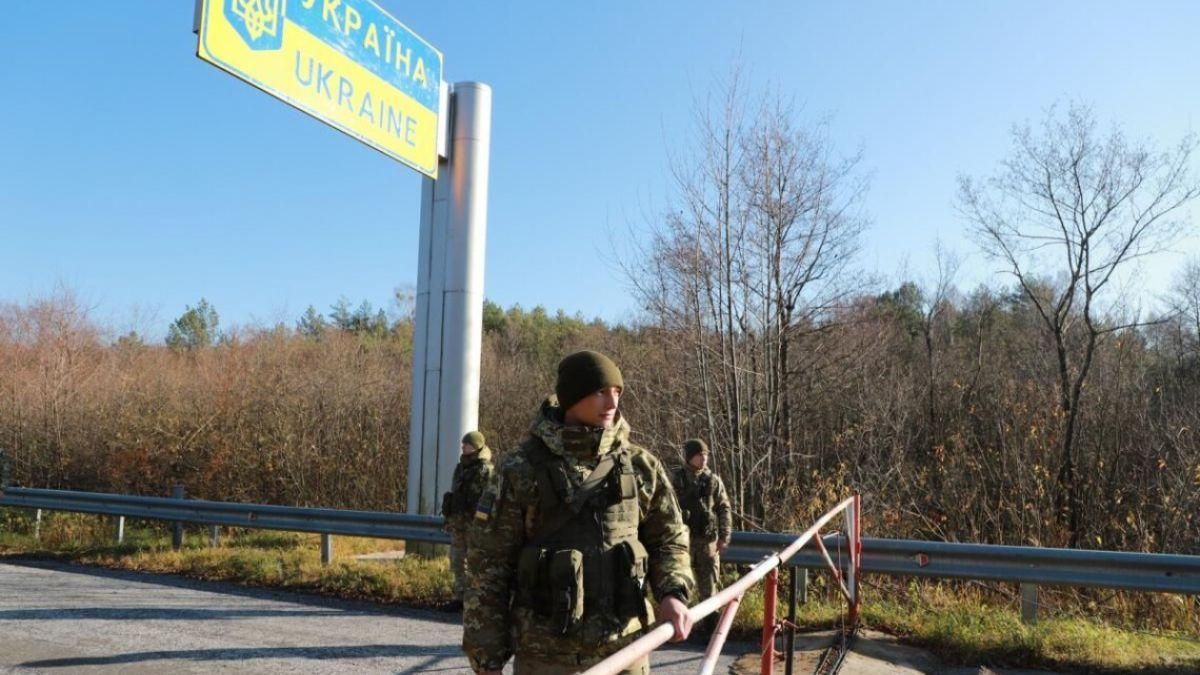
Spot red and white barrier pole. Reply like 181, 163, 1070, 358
760, 568, 778, 675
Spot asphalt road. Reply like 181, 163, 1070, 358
0, 559, 753, 674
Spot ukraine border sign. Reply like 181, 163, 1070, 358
197, 0, 442, 177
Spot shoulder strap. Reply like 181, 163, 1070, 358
530, 451, 620, 546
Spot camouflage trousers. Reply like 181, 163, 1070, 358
514, 653, 648, 675
689, 538, 722, 603
449, 529, 467, 600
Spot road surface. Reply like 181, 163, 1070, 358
0, 558, 752, 674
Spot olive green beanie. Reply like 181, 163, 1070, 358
555, 350, 624, 412
461, 431, 486, 451
683, 438, 709, 460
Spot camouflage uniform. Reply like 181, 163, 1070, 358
670, 465, 732, 603
443, 446, 494, 600
464, 398, 694, 674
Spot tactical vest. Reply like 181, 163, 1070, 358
442, 458, 483, 517
673, 469, 717, 540
515, 439, 650, 640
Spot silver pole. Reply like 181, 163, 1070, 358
115, 516, 125, 545
406, 82, 491, 523
435, 82, 491, 510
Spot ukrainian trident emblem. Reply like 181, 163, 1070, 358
225, 0, 286, 51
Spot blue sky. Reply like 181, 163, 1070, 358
3, 1, 1198, 338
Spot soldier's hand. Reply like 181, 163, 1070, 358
657, 595, 692, 642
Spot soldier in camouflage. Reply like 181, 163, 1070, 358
670, 439, 732, 611
464, 350, 695, 675
442, 430, 494, 610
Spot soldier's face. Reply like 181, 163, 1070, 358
689, 452, 708, 470
461, 443, 476, 455
565, 386, 621, 428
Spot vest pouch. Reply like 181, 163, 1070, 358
516, 546, 548, 611
613, 540, 650, 622
452, 487, 471, 514
689, 508, 716, 540
441, 491, 455, 517
618, 472, 637, 500
548, 548, 585, 634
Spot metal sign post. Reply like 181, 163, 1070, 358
406, 83, 491, 534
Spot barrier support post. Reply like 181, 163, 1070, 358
761, 567, 778, 675
785, 566, 797, 675
846, 493, 862, 627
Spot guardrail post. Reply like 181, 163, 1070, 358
114, 516, 125, 545
761, 567, 778, 675
171, 484, 185, 551
34, 508, 42, 541
209, 525, 220, 548
321, 533, 333, 565
1020, 583, 1038, 624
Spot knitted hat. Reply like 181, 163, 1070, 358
555, 350, 624, 412
683, 438, 709, 460
461, 431, 486, 451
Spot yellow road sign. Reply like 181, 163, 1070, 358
197, 0, 442, 176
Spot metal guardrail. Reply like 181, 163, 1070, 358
3, 486, 1198, 597
0, 486, 450, 545
726, 531, 1200, 595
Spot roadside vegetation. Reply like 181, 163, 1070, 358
2, 511, 1197, 672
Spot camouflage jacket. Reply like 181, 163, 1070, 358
670, 465, 733, 544
462, 397, 694, 672
444, 447, 494, 533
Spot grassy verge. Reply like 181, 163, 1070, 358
729, 573, 1200, 672
3, 510, 1198, 672
0, 509, 454, 607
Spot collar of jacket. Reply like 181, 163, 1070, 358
532, 395, 629, 460
460, 446, 492, 464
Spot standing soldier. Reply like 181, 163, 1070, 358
442, 431, 494, 612
464, 350, 695, 675
670, 439, 732, 611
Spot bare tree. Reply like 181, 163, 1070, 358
916, 242, 961, 455
958, 103, 1200, 546
1167, 257, 1200, 357
624, 73, 867, 523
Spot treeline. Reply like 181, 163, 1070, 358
1, 278, 1197, 560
